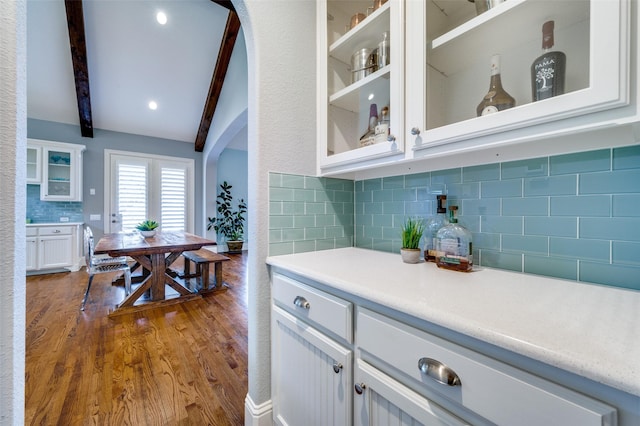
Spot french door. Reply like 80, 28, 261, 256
105, 150, 195, 233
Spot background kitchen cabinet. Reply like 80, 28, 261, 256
40, 142, 85, 201
26, 224, 84, 274
26, 143, 42, 184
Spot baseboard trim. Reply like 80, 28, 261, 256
244, 394, 273, 426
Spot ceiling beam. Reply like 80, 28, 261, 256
64, 0, 94, 138
211, 0, 236, 13
195, 8, 241, 152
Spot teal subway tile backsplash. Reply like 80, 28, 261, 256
613, 194, 640, 217
269, 146, 640, 289
550, 149, 611, 175
269, 173, 354, 255
26, 184, 83, 223
612, 145, 640, 170
580, 169, 640, 194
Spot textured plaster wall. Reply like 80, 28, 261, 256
236, 0, 317, 414
0, 0, 26, 423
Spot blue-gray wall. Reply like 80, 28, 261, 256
27, 118, 203, 240
269, 146, 640, 291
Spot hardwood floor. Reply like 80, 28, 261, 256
25, 252, 248, 425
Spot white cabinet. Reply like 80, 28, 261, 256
272, 307, 352, 426
26, 143, 42, 184
407, 0, 638, 155
357, 308, 617, 426
27, 139, 85, 201
354, 359, 468, 426
26, 224, 84, 273
271, 273, 353, 425
317, 0, 405, 175
269, 268, 623, 426
317, 0, 639, 176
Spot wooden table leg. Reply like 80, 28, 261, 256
149, 253, 165, 301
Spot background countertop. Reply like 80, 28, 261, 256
267, 247, 640, 397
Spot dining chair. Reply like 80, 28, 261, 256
81, 226, 131, 311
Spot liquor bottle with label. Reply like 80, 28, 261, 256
476, 54, 516, 117
531, 20, 566, 102
423, 194, 448, 262
435, 206, 473, 272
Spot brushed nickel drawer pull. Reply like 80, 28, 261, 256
418, 357, 461, 387
333, 363, 343, 374
354, 383, 366, 395
293, 296, 310, 309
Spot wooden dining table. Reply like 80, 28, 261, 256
94, 230, 216, 314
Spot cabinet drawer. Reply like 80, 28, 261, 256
38, 226, 72, 236
26, 227, 37, 237
357, 308, 616, 426
272, 273, 352, 343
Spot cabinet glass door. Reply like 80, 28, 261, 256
319, 0, 404, 172
26, 145, 41, 184
412, 0, 629, 149
43, 149, 73, 199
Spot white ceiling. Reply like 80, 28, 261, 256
27, 0, 242, 149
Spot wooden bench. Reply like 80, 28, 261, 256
181, 249, 230, 292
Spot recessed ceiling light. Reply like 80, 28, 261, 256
156, 11, 167, 25
148, 101, 158, 110
368, 93, 375, 100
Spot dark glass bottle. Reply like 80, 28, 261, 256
531, 20, 566, 102
476, 54, 516, 117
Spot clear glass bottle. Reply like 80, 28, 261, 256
531, 20, 566, 102
476, 54, 516, 117
435, 206, 473, 272
424, 194, 448, 262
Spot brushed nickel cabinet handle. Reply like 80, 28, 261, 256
418, 357, 461, 387
293, 296, 310, 309
333, 363, 343, 374
354, 383, 366, 395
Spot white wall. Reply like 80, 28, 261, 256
0, 0, 26, 424
235, 0, 317, 421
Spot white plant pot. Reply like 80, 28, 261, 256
400, 248, 421, 264
139, 230, 156, 238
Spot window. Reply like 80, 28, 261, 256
105, 150, 195, 233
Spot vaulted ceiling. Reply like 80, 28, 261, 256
27, 0, 244, 152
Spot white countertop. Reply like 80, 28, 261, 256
267, 247, 640, 397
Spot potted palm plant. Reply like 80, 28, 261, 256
400, 217, 424, 263
207, 181, 247, 253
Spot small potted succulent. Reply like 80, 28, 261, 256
136, 219, 159, 238
400, 217, 425, 264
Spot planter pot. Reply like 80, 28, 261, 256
400, 248, 421, 264
226, 240, 244, 253
139, 230, 156, 238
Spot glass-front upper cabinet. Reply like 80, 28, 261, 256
318, 0, 405, 175
26, 143, 42, 184
406, 0, 636, 155
40, 142, 85, 202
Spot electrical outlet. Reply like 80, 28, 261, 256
60, 216, 69, 222
90, 214, 101, 221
